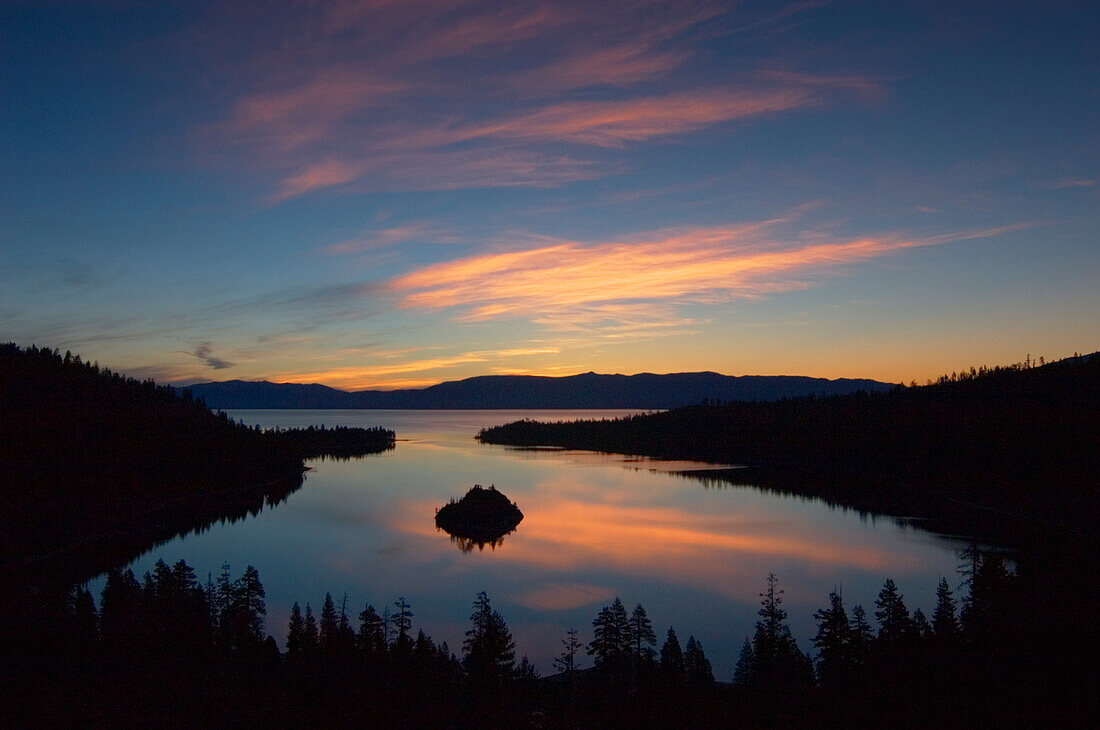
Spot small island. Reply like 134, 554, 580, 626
435, 484, 523, 551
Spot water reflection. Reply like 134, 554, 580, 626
106, 410, 969, 679
440, 530, 516, 553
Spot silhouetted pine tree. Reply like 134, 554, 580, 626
732, 637, 754, 687
69, 586, 98, 655
684, 636, 714, 686
319, 593, 339, 654
588, 598, 630, 677
961, 551, 1017, 645
303, 604, 319, 655
630, 604, 657, 663
932, 578, 959, 640
553, 628, 582, 676
812, 590, 851, 685
750, 573, 810, 687
392, 596, 414, 653
357, 604, 386, 656
286, 602, 305, 656
911, 608, 931, 639
100, 568, 143, 651
463, 592, 515, 690
660, 627, 686, 686
874, 579, 912, 643
848, 604, 873, 669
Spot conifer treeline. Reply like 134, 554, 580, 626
478, 352, 1100, 535
4, 548, 1083, 726
0, 343, 393, 584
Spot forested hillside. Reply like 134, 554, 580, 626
479, 353, 1100, 534
182, 371, 894, 409
0, 344, 391, 582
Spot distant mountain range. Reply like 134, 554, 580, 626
179, 371, 897, 410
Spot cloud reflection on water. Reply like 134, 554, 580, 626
391, 471, 925, 606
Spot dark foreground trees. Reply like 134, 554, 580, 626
2, 553, 1092, 727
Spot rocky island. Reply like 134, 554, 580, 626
435, 485, 523, 550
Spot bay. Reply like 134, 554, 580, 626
96, 409, 969, 679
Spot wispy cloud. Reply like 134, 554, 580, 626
421, 87, 820, 149
267, 346, 560, 389
507, 41, 691, 94
321, 221, 459, 255
272, 159, 366, 201
388, 221, 1022, 324
1033, 177, 1096, 190
199, 0, 872, 200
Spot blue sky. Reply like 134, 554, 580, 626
2, 0, 1097, 388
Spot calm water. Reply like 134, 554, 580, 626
98, 410, 968, 678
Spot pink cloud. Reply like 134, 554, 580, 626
198, 1, 873, 199
272, 159, 365, 200
509, 41, 690, 93
321, 222, 459, 255
222, 70, 405, 152
428, 87, 820, 148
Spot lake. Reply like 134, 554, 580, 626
96, 409, 970, 679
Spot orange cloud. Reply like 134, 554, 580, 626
387, 222, 902, 316
388, 223, 1020, 323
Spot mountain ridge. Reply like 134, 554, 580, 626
179, 371, 897, 410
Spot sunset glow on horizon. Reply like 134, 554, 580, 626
2, 1, 1096, 388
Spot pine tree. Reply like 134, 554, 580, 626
848, 604, 873, 667
358, 603, 386, 655
751, 573, 810, 687
69, 586, 99, 654
304, 604, 319, 654
337, 593, 355, 652
588, 597, 630, 674
630, 604, 657, 663
287, 602, 305, 656
932, 577, 959, 639
812, 590, 851, 685
393, 596, 414, 650
213, 562, 234, 634
553, 628, 582, 676
463, 592, 515, 687
911, 608, 931, 639
319, 593, 338, 654
960, 551, 1016, 643
684, 636, 714, 686
874, 579, 911, 643
660, 627, 686, 686
732, 637, 755, 687
100, 568, 143, 650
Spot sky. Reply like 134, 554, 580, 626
2, 0, 1097, 390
